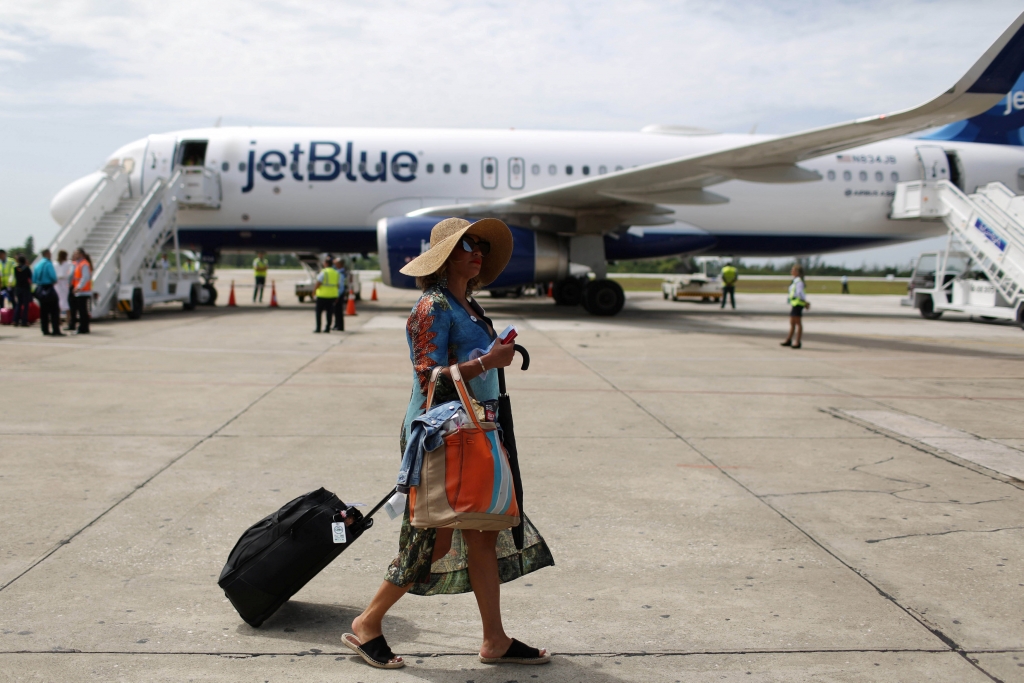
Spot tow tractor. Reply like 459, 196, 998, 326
891, 178, 1024, 328
661, 258, 723, 303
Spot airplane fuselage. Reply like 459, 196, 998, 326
53, 126, 1024, 258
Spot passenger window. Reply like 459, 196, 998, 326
426, 163, 434, 173
460, 164, 468, 174
615, 165, 623, 171
443, 163, 451, 174
875, 171, 883, 182
566, 165, 573, 175
843, 170, 852, 181
582, 165, 590, 175
827, 170, 835, 180
548, 164, 557, 175
238, 162, 246, 172
891, 171, 899, 182
859, 170, 867, 181
599, 165, 607, 174
221, 162, 229, 172
531, 164, 540, 175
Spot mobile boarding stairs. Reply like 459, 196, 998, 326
891, 179, 1024, 327
46, 163, 221, 319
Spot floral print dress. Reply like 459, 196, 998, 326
385, 285, 554, 595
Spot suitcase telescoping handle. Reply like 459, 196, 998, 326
365, 486, 399, 521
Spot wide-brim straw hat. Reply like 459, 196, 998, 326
399, 217, 513, 286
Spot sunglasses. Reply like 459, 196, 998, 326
460, 236, 491, 255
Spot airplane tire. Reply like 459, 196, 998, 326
919, 297, 942, 320
183, 283, 199, 311
583, 279, 625, 316
553, 278, 584, 306
127, 288, 144, 320
1017, 304, 1024, 330
202, 284, 218, 306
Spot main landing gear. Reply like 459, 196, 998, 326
553, 277, 625, 316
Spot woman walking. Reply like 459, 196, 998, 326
344, 217, 554, 669
781, 264, 810, 348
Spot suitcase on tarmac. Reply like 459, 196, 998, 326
0, 308, 11, 325
28, 301, 39, 324
218, 486, 394, 628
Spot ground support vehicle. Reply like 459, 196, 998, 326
892, 179, 1024, 328
661, 258, 724, 303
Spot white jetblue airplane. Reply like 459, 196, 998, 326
49, 12, 1024, 315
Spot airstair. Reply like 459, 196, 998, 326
891, 179, 1024, 325
47, 164, 205, 319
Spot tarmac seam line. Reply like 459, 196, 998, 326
865, 526, 1024, 544
531, 329, 1004, 683
0, 334, 348, 595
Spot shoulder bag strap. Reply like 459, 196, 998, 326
424, 366, 445, 411
449, 363, 483, 430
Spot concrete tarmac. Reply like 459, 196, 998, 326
2, 275, 1023, 682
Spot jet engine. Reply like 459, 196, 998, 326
377, 216, 569, 289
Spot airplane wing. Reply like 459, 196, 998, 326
413, 11, 1024, 228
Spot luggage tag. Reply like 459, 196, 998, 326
331, 511, 347, 544
384, 491, 407, 520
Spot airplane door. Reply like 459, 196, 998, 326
141, 133, 177, 193
481, 157, 498, 189
508, 157, 525, 190
916, 145, 950, 182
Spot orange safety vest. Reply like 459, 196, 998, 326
73, 260, 92, 293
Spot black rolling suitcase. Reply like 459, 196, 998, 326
218, 486, 395, 627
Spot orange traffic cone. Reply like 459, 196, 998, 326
227, 280, 237, 307
370, 282, 378, 301
269, 280, 279, 308
546, 282, 553, 297
345, 291, 357, 316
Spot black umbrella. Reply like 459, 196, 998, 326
498, 343, 530, 550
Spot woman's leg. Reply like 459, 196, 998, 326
462, 529, 512, 657
784, 315, 795, 343
794, 317, 803, 345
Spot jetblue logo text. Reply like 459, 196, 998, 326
241, 143, 417, 193
1004, 91, 1024, 115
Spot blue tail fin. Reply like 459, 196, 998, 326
924, 72, 1024, 145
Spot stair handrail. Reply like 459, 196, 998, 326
46, 168, 128, 257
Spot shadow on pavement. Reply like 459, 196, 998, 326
235, 600, 419, 649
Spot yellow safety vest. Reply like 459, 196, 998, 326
721, 265, 737, 285
788, 278, 806, 307
317, 268, 340, 299
1, 259, 14, 287
253, 258, 268, 277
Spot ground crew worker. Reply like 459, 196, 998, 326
841, 274, 850, 294
314, 257, 340, 333
720, 262, 738, 309
70, 248, 92, 334
253, 252, 269, 303
332, 257, 347, 331
781, 264, 809, 349
0, 249, 15, 308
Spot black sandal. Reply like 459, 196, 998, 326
479, 638, 552, 665
342, 633, 405, 669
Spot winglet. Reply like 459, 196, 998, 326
960, 11, 1024, 94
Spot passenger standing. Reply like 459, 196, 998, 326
12, 255, 32, 327
33, 249, 62, 336
720, 262, 738, 309
71, 249, 92, 335
55, 250, 73, 328
332, 257, 347, 331
0, 249, 14, 308
313, 258, 339, 333
841, 274, 850, 294
781, 264, 809, 349
253, 252, 268, 303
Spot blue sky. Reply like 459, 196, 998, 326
1, 0, 1021, 267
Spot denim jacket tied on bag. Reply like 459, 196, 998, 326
397, 400, 465, 493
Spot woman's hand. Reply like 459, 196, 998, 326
483, 340, 516, 369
